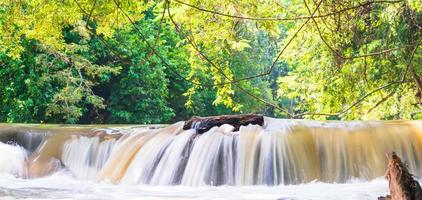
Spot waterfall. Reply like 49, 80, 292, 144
0, 142, 27, 177
15, 131, 48, 152
101, 118, 422, 185
62, 136, 116, 180
1, 118, 422, 186
149, 129, 196, 185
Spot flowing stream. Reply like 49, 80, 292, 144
1, 117, 422, 199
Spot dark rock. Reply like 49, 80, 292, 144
183, 114, 264, 134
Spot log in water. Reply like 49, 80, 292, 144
183, 114, 264, 134
1, 117, 422, 187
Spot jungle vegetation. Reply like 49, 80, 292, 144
0, 0, 421, 123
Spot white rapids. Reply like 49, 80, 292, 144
2, 118, 422, 199
0, 170, 403, 200
0, 142, 27, 178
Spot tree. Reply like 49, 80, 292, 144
277, 0, 421, 119
0, 0, 420, 122
166, 0, 422, 119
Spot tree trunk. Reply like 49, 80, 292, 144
183, 114, 264, 134
378, 152, 422, 200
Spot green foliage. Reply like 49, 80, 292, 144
0, 39, 118, 123
277, 0, 421, 119
105, 16, 179, 123
0, 2, 266, 124
0, 0, 421, 123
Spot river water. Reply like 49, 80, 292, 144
1, 118, 422, 199
0, 171, 394, 200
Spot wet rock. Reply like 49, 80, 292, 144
183, 114, 264, 134
378, 152, 422, 200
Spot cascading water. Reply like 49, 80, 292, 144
1, 118, 422, 199
93, 118, 422, 186
13, 117, 416, 186
62, 136, 116, 180
0, 142, 27, 177
15, 131, 48, 152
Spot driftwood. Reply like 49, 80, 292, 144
183, 114, 264, 134
378, 152, 422, 200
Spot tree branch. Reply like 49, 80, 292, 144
304, 0, 408, 60
401, 38, 421, 82
166, 0, 325, 117
86, 0, 98, 28
293, 81, 402, 117
366, 91, 395, 114
172, 0, 402, 21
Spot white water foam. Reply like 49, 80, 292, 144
2, 120, 422, 199
62, 136, 115, 180
0, 170, 397, 200
0, 142, 27, 178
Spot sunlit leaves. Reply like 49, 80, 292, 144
277, 0, 421, 119
0, 0, 420, 122
0, 0, 150, 57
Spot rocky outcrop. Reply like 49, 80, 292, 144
378, 152, 422, 200
183, 114, 264, 134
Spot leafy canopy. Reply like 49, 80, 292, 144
0, 0, 421, 122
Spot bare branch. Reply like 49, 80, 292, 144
109, 0, 221, 88
293, 81, 402, 117
293, 31, 420, 118
166, 0, 408, 86
304, 0, 408, 60
139, 3, 167, 65
166, 0, 325, 117
86, 0, 98, 28
94, 0, 416, 119
172, 0, 402, 21
366, 91, 395, 114
167, 0, 323, 85
401, 38, 421, 82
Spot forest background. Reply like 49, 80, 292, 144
0, 0, 420, 124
